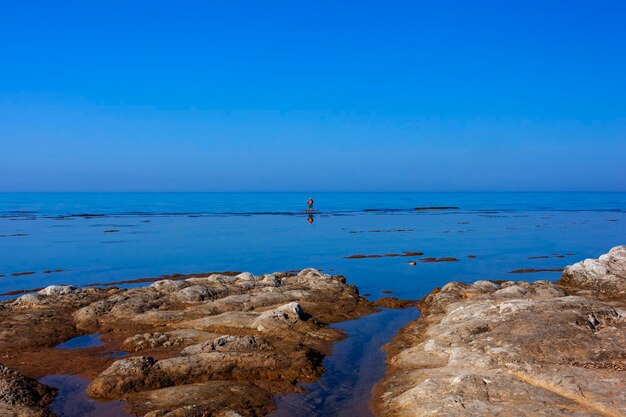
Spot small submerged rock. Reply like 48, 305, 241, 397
419, 257, 458, 263
373, 297, 416, 309
510, 267, 563, 273
42, 270, 64, 275
414, 206, 460, 211
344, 251, 424, 259
11, 271, 36, 277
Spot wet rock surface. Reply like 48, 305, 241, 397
419, 257, 458, 263
372, 297, 416, 309
0, 269, 377, 416
0, 364, 57, 417
373, 246, 626, 417
509, 267, 564, 273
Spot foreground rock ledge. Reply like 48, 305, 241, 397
0, 269, 377, 417
0, 364, 56, 417
373, 246, 626, 417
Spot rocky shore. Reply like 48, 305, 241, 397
373, 246, 626, 417
0, 364, 57, 417
0, 269, 377, 417
2, 247, 624, 417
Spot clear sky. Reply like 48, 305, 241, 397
1, 1, 625, 192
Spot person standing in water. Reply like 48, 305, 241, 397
307, 197, 314, 212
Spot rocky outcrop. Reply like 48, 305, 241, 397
558, 245, 626, 298
373, 246, 626, 417
0, 364, 57, 417
0, 269, 376, 417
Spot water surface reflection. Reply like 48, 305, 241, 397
269, 307, 420, 417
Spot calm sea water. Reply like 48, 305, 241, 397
2, 192, 625, 417
1, 192, 625, 297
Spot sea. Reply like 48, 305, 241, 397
1, 192, 625, 298
1, 192, 625, 416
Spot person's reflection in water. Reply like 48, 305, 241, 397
307, 213, 314, 224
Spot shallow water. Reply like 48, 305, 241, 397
38, 375, 133, 417
1, 193, 625, 300
269, 307, 420, 417
2, 192, 625, 217
99, 351, 128, 358
55, 334, 104, 350
3, 193, 626, 416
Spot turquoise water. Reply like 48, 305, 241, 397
1, 192, 625, 297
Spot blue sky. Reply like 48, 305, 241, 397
1, 1, 625, 191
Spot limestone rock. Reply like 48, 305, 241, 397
0, 364, 57, 417
252, 302, 305, 332
203, 274, 239, 284
123, 332, 185, 352
175, 285, 215, 302
87, 356, 157, 398
0, 269, 376, 417
297, 268, 331, 280
180, 335, 270, 356
559, 245, 626, 298
149, 280, 187, 293
260, 274, 281, 287
38, 285, 81, 296
12, 294, 45, 307
235, 272, 256, 282
373, 247, 626, 417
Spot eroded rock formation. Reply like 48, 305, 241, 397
0, 364, 57, 417
0, 269, 376, 416
559, 245, 626, 298
373, 246, 626, 417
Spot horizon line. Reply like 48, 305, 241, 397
1, 190, 625, 194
